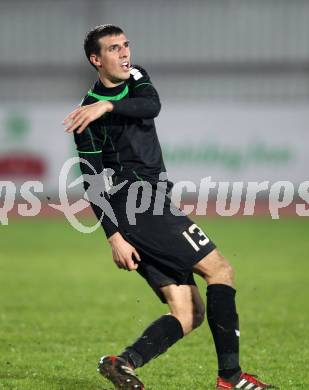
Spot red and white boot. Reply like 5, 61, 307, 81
216, 372, 276, 389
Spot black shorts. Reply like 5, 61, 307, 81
110, 180, 216, 303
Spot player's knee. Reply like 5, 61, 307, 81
211, 258, 234, 285
220, 259, 234, 279
196, 250, 234, 285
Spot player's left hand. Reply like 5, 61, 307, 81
63, 101, 114, 134
108, 232, 141, 271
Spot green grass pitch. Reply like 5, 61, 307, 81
1, 217, 309, 389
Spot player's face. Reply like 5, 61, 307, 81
96, 34, 131, 83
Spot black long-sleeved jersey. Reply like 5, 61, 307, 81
74, 66, 171, 237
75, 65, 168, 182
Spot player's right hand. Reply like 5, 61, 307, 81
63, 100, 114, 134
108, 232, 141, 271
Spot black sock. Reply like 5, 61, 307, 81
119, 314, 184, 368
207, 284, 241, 379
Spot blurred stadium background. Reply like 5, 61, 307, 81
1, 1, 309, 389
1, 0, 309, 206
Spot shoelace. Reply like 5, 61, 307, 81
121, 365, 139, 377
240, 373, 276, 388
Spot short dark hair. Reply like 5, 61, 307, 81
84, 24, 124, 69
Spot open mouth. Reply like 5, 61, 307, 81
121, 61, 130, 71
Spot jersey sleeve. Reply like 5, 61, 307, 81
72, 98, 118, 238
129, 66, 154, 93
79, 153, 118, 238
111, 66, 161, 119
77, 148, 118, 239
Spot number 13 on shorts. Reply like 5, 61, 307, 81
182, 224, 210, 252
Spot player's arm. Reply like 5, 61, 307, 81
78, 151, 141, 270
77, 148, 118, 239
64, 100, 114, 134
111, 66, 161, 119
63, 67, 161, 134
74, 125, 141, 270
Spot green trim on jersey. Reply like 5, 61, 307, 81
77, 150, 102, 154
133, 170, 144, 181
87, 85, 129, 101
133, 82, 152, 89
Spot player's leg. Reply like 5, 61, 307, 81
98, 277, 204, 389
193, 249, 240, 379
119, 284, 205, 368
193, 248, 234, 286
193, 249, 274, 389
160, 283, 205, 335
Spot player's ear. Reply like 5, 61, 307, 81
90, 54, 102, 68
